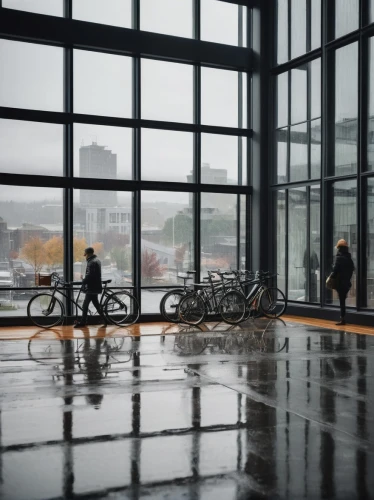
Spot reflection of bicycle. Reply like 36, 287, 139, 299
28, 331, 138, 379
27, 272, 140, 328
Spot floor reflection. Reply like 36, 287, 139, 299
0, 323, 373, 499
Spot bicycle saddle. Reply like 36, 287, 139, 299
102, 279, 112, 284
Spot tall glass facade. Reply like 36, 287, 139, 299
274, 0, 374, 313
0, 1, 250, 320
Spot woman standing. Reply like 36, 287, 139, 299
330, 239, 354, 325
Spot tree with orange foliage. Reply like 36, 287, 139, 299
141, 249, 165, 284
91, 242, 104, 259
20, 237, 45, 280
73, 237, 87, 262
8, 250, 19, 260
44, 236, 64, 270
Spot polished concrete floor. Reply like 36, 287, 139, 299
0, 319, 373, 499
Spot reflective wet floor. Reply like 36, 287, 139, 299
0, 319, 373, 499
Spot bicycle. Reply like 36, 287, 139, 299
159, 270, 196, 323
219, 271, 287, 325
27, 272, 140, 328
178, 270, 239, 326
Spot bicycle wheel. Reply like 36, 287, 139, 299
160, 289, 185, 323
178, 293, 206, 326
104, 291, 140, 326
27, 293, 64, 328
259, 287, 287, 318
218, 290, 246, 325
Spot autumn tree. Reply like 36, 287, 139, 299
111, 246, 130, 271
141, 249, 165, 284
91, 242, 104, 259
8, 250, 19, 260
73, 237, 87, 262
44, 236, 63, 270
20, 237, 45, 281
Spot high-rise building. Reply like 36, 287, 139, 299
79, 142, 118, 207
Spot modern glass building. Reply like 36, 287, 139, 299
0, 0, 372, 325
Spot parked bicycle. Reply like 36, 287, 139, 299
159, 270, 196, 323
27, 272, 140, 328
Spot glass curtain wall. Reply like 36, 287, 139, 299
0, 1, 250, 320
274, 0, 374, 313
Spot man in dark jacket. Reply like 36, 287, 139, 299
74, 247, 107, 328
330, 239, 354, 326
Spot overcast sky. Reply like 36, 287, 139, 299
0, 0, 245, 205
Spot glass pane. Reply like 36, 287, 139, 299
290, 123, 308, 182
201, 67, 238, 128
277, 0, 289, 65
140, 0, 192, 38
371, 0, 374, 24
368, 38, 374, 171
74, 50, 132, 118
141, 129, 193, 183
291, 0, 306, 59
276, 128, 288, 184
141, 191, 194, 285
334, 43, 358, 176
367, 179, 374, 307
328, 180, 357, 306
74, 190, 133, 285
0, 185, 63, 318
0, 119, 63, 176
239, 6, 248, 48
311, 119, 321, 179
240, 137, 248, 186
74, 124, 132, 180
3, 0, 63, 16
335, 0, 359, 39
288, 188, 307, 301
73, 0, 132, 28
311, 0, 321, 50
142, 60, 193, 124
276, 190, 286, 294
291, 66, 307, 124
310, 58, 321, 119
201, 0, 239, 46
277, 72, 288, 128
0, 39, 63, 112
201, 193, 237, 276
239, 195, 247, 270
201, 134, 239, 185
309, 185, 321, 303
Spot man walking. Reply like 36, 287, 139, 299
74, 247, 107, 328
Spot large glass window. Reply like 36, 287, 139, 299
329, 180, 357, 306
277, 0, 289, 65
73, 190, 133, 285
291, 66, 307, 124
73, 0, 132, 28
311, 0, 321, 50
0, 39, 63, 112
201, 134, 240, 185
141, 129, 193, 183
142, 60, 193, 123
74, 124, 132, 180
334, 43, 358, 176
368, 38, 374, 171
201, 193, 237, 275
277, 72, 288, 128
0, 185, 63, 317
276, 128, 288, 184
74, 50, 132, 118
140, 0, 192, 38
0, 119, 63, 176
201, 68, 239, 128
201, 0, 241, 47
310, 58, 321, 120
335, 0, 359, 39
141, 191, 194, 286
288, 188, 307, 301
367, 178, 374, 307
309, 185, 321, 303
311, 119, 321, 179
276, 190, 286, 294
290, 123, 308, 182
3, 0, 63, 16
291, 0, 306, 60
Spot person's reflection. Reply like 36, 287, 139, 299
82, 336, 106, 410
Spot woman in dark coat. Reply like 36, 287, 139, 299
330, 239, 354, 325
